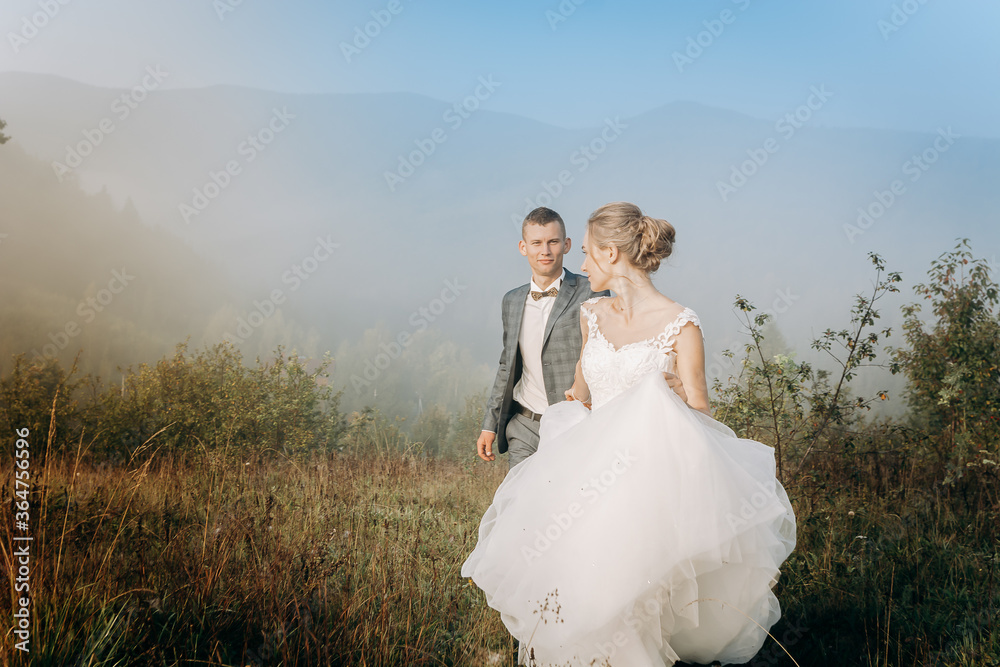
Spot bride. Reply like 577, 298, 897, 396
462, 202, 796, 666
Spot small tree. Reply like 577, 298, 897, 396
0, 117, 9, 144
712, 252, 900, 482
893, 239, 1000, 478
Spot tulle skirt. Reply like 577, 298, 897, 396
461, 371, 796, 666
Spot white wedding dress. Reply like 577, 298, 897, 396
462, 297, 796, 666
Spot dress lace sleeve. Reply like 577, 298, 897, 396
580, 296, 606, 339
658, 307, 704, 353
674, 308, 701, 333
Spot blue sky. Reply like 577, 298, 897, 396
2, 0, 999, 135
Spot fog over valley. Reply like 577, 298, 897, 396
1, 71, 997, 419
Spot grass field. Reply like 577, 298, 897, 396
4, 246, 998, 665
2, 433, 997, 667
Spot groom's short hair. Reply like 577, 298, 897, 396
522, 207, 566, 239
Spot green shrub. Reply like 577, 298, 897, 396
892, 239, 1000, 482
96, 342, 346, 458
0, 342, 347, 462
0, 353, 87, 464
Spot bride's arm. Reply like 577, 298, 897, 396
671, 323, 711, 416
565, 311, 592, 406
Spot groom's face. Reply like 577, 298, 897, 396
519, 222, 570, 284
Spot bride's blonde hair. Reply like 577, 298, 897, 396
587, 202, 675, 273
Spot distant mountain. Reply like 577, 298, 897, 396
1, 72, 997, 408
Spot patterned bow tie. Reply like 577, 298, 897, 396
530, 287, 558, 300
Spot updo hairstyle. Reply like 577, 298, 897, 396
586, 202, 676, 273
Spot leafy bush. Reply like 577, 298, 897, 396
0, 342, 347, 462
97, 342, 346, 458
0, 353, 93, 464
892, 239, 1000, 482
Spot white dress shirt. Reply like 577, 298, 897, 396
512, 270, 565, 415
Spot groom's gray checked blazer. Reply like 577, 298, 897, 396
482, 269, 608, 454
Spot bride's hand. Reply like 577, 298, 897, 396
565, 387, 592, 408
662, 372, 688, 404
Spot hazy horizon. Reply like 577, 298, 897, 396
2, 1, 998, 420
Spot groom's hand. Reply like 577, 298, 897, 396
662, 372, 689, 404
477, 431, 496, 462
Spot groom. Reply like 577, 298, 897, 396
477, 207, 608, 469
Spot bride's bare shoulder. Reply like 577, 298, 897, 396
651, 294, 684, 318
652, 297, 701, 333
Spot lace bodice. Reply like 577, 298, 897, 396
581, 296, 702, 410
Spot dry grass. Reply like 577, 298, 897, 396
2, 438, 997, 666
2, 446, 511, 666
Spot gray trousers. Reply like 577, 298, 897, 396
506, 412, 541, 470
504, 411, 543, 663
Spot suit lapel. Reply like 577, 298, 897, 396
508, 284, 530, 352
542, 269, 578, 345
